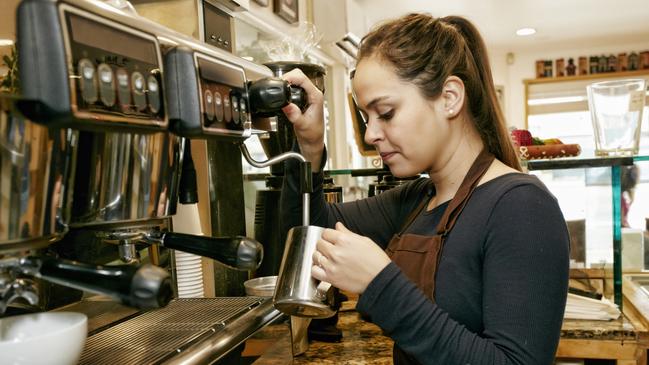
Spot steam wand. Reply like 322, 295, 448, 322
239, 142, 312, 226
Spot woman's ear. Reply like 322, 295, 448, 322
442, 76, 465, 119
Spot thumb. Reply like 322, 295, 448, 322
281, 103, 302, 123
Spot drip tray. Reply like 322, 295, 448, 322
79, 297, 266, 365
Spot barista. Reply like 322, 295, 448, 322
280, 13, 569, 365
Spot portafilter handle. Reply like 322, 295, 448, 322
19, 256, 172, 310
146, 232, 263, 271
247, 77, 307, 117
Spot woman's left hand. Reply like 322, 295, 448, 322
312, 222, 391, 294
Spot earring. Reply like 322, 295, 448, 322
448, 109, 454, 115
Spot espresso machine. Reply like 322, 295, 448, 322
0, 0, 292, 363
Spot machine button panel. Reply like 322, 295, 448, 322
196, 54, 249, 135
66, 11, 166, 127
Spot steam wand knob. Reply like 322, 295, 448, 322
247, 77, 307, 117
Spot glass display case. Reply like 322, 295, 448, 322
526, 153, 649, 308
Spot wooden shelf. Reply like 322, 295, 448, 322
524, 69, 649, 85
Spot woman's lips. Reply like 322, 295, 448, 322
380, 152, 396, 161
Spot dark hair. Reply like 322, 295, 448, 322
358, 14, 521, 171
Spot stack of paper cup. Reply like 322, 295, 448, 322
171, 203, 205, 298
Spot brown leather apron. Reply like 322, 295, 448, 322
384, 149, 495, 364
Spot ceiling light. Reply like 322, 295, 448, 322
516, 28, 536, 36
0, 39, 15, 47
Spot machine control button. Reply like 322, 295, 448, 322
81, 62, 94, 80
131, 71, 146, 111
78, 58, 98, 104
231, 94, 240, 125
147, 74, 161, 114
116, 68, 131, 111
214, 91, 223, 122
239, 98, 247, 124
97, 63, 116, 107
223, 94, 231, 123
204, 89, 214, 122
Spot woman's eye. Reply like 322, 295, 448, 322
378, 110, 394, 121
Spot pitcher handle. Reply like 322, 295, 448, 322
315, 281, 333, 302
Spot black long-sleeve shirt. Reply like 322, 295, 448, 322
280, 156, 569, 365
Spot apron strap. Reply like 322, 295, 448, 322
426, 149, 494, 298
434, 149, 495, 237
397, 184, 433, 235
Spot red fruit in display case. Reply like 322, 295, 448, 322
510, 129, 533, 147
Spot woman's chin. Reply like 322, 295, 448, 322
387, 166, 420, 178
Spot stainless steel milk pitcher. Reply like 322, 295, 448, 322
273, 225, 336, 318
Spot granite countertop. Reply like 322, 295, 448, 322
561, 316, 638, 340
292, 310, 394, 365
249, 300, 642, 364
250, 300, 394, 365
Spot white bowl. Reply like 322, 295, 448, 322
0, 312, 88, 365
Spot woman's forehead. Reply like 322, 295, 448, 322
352, 58, 401, 104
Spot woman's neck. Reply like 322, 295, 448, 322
427, 124, 484, 209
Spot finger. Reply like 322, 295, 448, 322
281, 103, 302, 123
311, 264, 327, 282
316, 235, 336, 260
335, 221, 352, 233
321, 227, 341, 243
281, 68, 308, 85
318, 252, 330, 269
281, 69, 323, 105
311, 250, 324, 268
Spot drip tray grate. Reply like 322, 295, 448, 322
79, 297, 264, 365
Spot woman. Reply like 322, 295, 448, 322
280, 13, 569, 365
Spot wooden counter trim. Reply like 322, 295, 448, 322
623, 275, 649, 330
556, 338, 644, 360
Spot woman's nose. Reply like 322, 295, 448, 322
364, 118, 383, 146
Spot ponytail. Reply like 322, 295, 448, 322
440, 16, 521, 171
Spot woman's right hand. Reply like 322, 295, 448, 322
281, 69, 325, 170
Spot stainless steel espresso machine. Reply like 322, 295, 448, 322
0, 0, 297, 363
